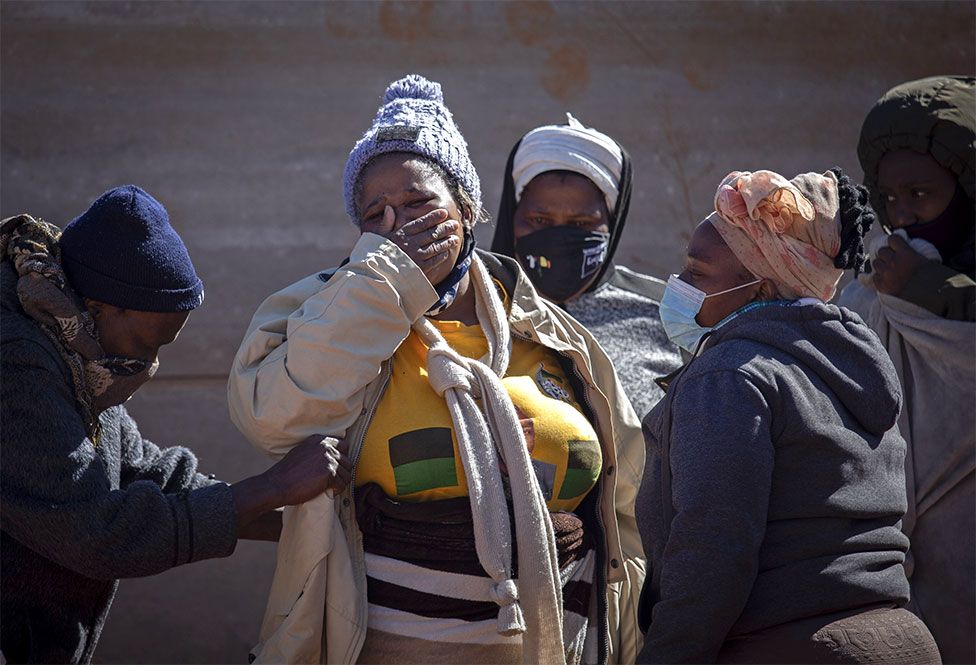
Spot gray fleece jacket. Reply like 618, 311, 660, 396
564, 265, 683, 420
0, 262, 238, 664
635, 302, 911, 664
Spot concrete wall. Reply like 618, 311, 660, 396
1, 1, 973, 662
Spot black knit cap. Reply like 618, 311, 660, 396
59, 185, 204, 312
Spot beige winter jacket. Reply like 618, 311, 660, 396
227, 233, 647, 664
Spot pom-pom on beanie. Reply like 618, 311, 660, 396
343, 74, 482, 224
59, 185, 205, 312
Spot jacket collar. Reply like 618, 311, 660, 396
475, 248, 573, 350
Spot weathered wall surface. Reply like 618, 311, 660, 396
2, 1, 973, 662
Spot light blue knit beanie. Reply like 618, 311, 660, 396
343, 74, 482, 224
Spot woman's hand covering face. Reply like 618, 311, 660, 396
358, 153, 467, 287
370, 206, 461, 284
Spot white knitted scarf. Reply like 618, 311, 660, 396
412, 255, 566, 665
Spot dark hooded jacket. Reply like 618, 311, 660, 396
491, 134, 682, 419
0, 261, 238, 664
855, 76, 976, 664
858, 75, 975, 321
635, 302, 910, 663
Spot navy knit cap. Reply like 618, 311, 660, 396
59, 185, 204, 312
343, 74, 482, 224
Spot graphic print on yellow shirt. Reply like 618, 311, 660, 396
356, 319, 602, 512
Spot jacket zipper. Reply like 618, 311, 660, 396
349, 360, 392, 495
342, 359, 393, 663
563, 349, 611, 665
512, 328, 612, 665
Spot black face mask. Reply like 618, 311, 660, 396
514, 226, 610, 302
901, 184, 974, 261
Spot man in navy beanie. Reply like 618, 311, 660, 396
60, 184, 207, 313
0, 186, 352, 664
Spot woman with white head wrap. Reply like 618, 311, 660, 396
491, 115, 682, 420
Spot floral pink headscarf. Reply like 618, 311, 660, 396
710, 169, 843, 301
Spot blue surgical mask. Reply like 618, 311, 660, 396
660, 274, 761, 353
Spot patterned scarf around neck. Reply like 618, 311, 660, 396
1, 214, 158, 440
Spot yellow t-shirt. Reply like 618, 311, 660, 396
357, 318, 602, 513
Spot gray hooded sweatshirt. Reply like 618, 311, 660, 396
636, 302, 911, 664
